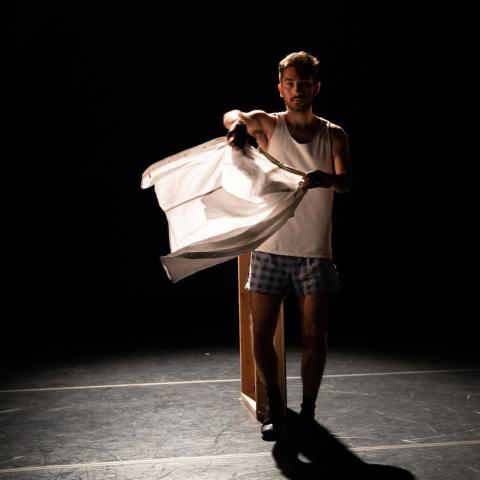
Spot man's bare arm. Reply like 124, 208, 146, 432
330, 125, 352, 193
223, 109, 268, 130
300, 125, 353, 193
223, 110, 275, 149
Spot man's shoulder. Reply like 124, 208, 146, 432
318, 117, 346, 136
315, 116, 339, 128
250, 111, 278, 129
246, 110, 276, 123
249, 110, 278, 118
258, 111, 281, 121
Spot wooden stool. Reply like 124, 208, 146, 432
238, 253, 287, 421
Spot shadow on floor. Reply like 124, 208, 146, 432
272, 409, 415, 479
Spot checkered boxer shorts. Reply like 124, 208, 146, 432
245, 251, 341, 296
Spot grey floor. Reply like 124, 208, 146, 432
0, 345, 479, 479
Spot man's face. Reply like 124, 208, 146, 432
278, 66, 319, 112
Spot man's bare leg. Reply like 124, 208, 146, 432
249, 291, 284, 438
298, 292, 329, 418
249, 291, 283, 387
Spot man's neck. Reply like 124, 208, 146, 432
284, 109, 316, 128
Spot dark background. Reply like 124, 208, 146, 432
5, 2, 477, 361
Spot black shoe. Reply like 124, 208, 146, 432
261, 403, 285, 441
300, 408, 315, 421
299, 407, 315, 427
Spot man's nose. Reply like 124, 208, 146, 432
294, 83, 305, 94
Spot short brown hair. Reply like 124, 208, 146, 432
278, 51, 320, 81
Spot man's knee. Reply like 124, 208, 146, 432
252, 326, 276, 348
302, 328, 327, 350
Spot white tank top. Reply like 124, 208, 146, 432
256, 113, 334, 258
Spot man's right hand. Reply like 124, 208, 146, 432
226, 121, 248, 149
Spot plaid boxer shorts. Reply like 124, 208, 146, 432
245, 251, 340, 296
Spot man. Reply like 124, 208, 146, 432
224, 51, 352, 439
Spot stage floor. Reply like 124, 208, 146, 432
0, 344, 479, 479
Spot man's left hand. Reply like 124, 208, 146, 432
299, 170, 332, 190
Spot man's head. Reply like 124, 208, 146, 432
278, 51, 320, 112
278, 51, 320, 82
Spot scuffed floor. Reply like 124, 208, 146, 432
0, 345, 479, 479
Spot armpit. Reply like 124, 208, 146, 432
252, 130, 268, 150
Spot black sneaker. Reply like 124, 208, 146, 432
261, 402, 285, 441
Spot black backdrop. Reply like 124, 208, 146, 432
5, 1, 477, 360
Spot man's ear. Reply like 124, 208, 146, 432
278, 83, 283, 98
314, 81, 321, 96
